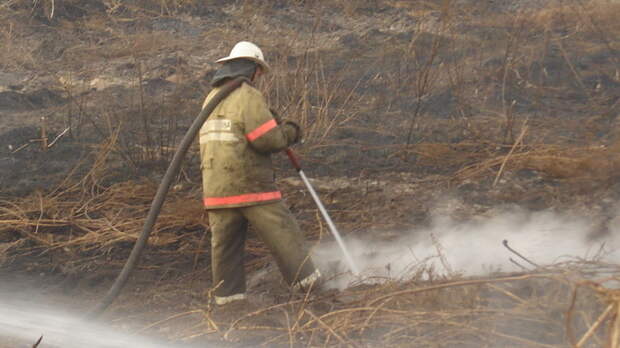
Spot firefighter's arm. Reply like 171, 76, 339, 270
243, 89, 301, 153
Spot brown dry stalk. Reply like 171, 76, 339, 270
17, 227, 55, 247
367, 274, 552, 307
486, 283, 528, 305
282, 309, 293, 348
493, 122, 528, 187
136, 309, 202, 334
224, 299, 308, 339
576, 303, 614, 348
448, 320, 561, 348
610, 302, 620, 348
304, 309, 357, 348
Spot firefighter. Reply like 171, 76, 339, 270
200, 41, 321, 305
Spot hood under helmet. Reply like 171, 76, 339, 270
211, 59, 258, 87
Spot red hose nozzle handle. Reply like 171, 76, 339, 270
286, 149, 302, 172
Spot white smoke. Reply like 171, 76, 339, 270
313, 206, 620, 290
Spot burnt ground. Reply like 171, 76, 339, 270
1, 0, 620, 347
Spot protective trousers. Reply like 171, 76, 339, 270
208, 201, 316, 298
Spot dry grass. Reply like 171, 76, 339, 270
452, 142, 620, 184
146, 264, 620, 347
0, 182, 204, 251
0, 137, 206, 264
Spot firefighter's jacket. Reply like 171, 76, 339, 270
199, 81, 298, 209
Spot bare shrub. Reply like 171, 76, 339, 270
262, 44, 365, 150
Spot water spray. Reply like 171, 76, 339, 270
286, 149, 360, 275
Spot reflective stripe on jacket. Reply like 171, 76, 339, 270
199, 81, 297, 209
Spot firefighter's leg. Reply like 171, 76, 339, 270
242, 201, 318, 287
207, 208, 248, 303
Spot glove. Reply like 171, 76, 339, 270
283, 120, 302, 145
271, 108, 302, 145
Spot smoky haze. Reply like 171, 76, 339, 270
0, 297, 197, 348
314, 205, 620, 289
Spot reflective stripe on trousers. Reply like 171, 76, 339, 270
204, 191, 282, 208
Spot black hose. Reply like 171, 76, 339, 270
88, 77, 248, 317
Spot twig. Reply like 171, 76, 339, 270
360, 301, 389, 335
610, 302, 620, 348
224, 292, 339, 341
493, 121, 528, 187
430, 231, 454, 276
14, 226, 54, 247
486, 283, 527, 305
556, 38, 589, 96
566, 285, 579, 347
304, 309, 355, 348
576, 303, 613, 348
282, 309, 293, 348
509, 257, 530, 271
452, 320, 559, 348
32, 336, 43, 348
502, 239, 539, 268
47, 127, 71, 148
40, 116, 48, 151
136, 310, 202, 333
10, 142, 30, 154
368, 274, 552, 306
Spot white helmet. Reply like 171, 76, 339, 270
216, 41, 270, 73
